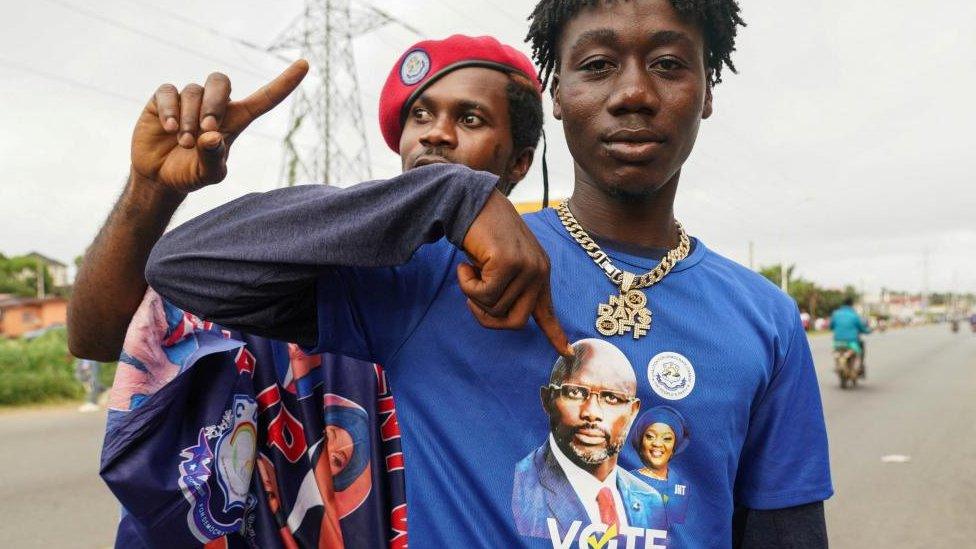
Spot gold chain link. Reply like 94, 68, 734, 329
555, 200, 690, 290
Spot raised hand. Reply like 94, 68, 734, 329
459, 191, 573, 357
131, 59, 309, 193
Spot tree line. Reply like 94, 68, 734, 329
0, 254, 56, 298
759, 264, 860, 319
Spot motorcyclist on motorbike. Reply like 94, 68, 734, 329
830, 297, 872, 378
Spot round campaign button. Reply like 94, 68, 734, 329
647, 352, 696, 400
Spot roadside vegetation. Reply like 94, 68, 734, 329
0, 328, 114, 406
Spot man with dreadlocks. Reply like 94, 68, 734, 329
523, 3, 831, 546
146, 1, 831, 547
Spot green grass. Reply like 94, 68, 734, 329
0, 328, 116, 407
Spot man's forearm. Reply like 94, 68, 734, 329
68, 172, 185, 361
146, 163, 497, 342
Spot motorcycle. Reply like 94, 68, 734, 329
951, 319, 960, 333
833, 342, 861, 389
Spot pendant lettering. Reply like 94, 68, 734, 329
595, 289, 652, 339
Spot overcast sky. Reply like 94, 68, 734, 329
1, 0, 974, 294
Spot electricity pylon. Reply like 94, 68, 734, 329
270, 0, 421, 186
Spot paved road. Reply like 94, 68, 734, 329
0, 403, 116, 548
818, 323, 976, 548
0, 324, 972, 547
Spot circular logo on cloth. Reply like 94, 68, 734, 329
647, 352, 696, 400
213, 395, 258, 512
400, 49, 431, 85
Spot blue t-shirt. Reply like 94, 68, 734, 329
308, 208, 832, 548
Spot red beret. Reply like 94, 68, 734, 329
379, 34, 542, 153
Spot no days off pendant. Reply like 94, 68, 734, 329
595, 273, 652, 339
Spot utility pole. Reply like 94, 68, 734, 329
950, 269, 959, 319
270, 0, 421, 186
859, 278, 867, 314
748, 240, 754, 271
922, 247, 930, 320
776, 233, 788, 294
35, 258, 45, 299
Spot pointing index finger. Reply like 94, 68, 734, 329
533, 287, 573, 358
224, 59, 310, 134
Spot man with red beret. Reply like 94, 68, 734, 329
381, 34, 545, 198
72, 35, 548, 547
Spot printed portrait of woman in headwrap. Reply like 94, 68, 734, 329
283, 393, 375, 548
630, 405, 691, 525
319, 394, 373, 518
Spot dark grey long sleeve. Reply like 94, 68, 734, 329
733, 502, 828, 548
146, 163, 498, 345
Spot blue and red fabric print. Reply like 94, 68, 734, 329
100, 289, 407, 548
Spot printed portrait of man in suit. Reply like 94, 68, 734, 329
512, 338, 668, 540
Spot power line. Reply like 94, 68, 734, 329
117, 0, 293, 64
486, 2, 530, 26
360, 1, 424, 37
429, 0, 478, 29
0, 57, 141, 105
39, 0, 387, 109
2, 48, 568, 196
428, 0, 526, 30
0, 56, 293, 145
116, 0, 425, 103
40, 0, 273, 80
0, 53, 410, 191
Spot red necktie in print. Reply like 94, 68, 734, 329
596, 486, 620, 528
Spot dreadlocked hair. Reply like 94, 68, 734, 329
505, 72, 544, 152
526, 0, 745, 90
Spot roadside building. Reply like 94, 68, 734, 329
22, 252, 70, 290
0, 295, 68, 338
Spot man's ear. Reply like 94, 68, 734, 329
702, 79, 713, 120
551, 74, 562, 120
506, 146, 536, 188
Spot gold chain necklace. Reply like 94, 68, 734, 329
555, 200, 690, 339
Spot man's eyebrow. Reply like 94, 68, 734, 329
647, 29, 694, 49
570, 28, 694, 51
570, 28, 619, 52
457, 99, 488, 113
411, 91, 436, 106
409, 93, 433, 110
412, 95, 488, 114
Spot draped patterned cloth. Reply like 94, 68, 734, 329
100, 289, 407, 548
